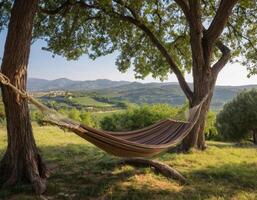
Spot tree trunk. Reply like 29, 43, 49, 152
0, 0, 48, 194
181, 71, 216, 152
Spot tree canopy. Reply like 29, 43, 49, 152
1, 1, 256, 78
33, 1, 256, 78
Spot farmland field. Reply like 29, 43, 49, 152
71, 96, 113, 107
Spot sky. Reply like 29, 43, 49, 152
0, 31, 256, 86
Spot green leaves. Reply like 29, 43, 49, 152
220, 0, 257, 75
31, 1, 257, 78
216, 89, 257, 141
0, 0, 12, 31
1, 1, 256, 78
34, 0, 191, 80
100, 104, 180, 131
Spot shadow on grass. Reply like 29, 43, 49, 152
0, 144, 257, 200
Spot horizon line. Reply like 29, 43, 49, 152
28, 76, 257, 87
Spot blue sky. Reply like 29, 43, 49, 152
0, 31, 256, 86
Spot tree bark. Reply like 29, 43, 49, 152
181, 67, 216, 152
119, 158, 186, 184
173, 1, 233, 152
0, 0, 48, 194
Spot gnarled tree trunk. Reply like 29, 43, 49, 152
181, 66, 217, 152
0, 0, 48, 194
176, 1, 234, 152
182, 92, 213, 151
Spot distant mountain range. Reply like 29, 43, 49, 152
28, 78, 130, 91
28, 78, 257, 110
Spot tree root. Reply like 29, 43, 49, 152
169, 143, 208, 153
118, 158, 186, 184
0, 152, 49, 195
198, 143, 208, 151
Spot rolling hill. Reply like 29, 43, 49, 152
28, 78, 257, 110
28, 78, 130, 91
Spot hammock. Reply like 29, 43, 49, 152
0, 73, 204, 158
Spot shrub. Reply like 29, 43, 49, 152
68, 108, 81, 121
216, 89, 257, 144
204, 111, 219, 140
30, 110, 44, 125
100, 104, 180, 131
100, 102, 220, 141
80, 111, 95, 127
0, 102, 6, 125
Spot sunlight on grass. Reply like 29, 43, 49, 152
72, 96, 112, 107
0, 125, 257, 200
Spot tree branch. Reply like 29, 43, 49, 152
76, 1, 102, 10
39, 0, 194, 101
211, 41, 231, 76
227, 22, 257, 54
187, 0, 204, 61
119, 158, 187, 184
39, 0, 99, 15
113, 0, 138, 19
204, 0, 239, 46
0, 1, 4, 9
78, 1, 194, 101
174, 0, 190, 22
38, 1, 70, 15
114, 12, 193, 101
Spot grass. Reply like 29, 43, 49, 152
92, 109, 124, 119
0, 125, 257, 200
72, 96, 113, 107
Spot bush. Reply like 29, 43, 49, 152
80, 111, 96, 127
204, 111, 219, 140
0, 102, 6, 125
68, 108, 81, 121
66, 108, 98, 127
30, 110, 44, 125
100, 104, 181, 131
216, 89, 257, 143
101, 103, 219, 140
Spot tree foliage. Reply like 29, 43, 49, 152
80, 111, 95, 127
0, 0, 12, 31
101, 104, 180, 131
60, 107, 97, 127
29, 0, 257, 78
216, 89, 257, 142
68, 107, 81, 121
204, 111, 219, 140
0, 101, 5, 124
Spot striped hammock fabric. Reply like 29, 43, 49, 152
47, 102, 202, 157
0, 72, 204, 158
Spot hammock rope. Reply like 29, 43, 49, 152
0, 72, 205, 158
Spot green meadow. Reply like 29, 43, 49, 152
71, 96, 113, 107
0, 125, 256, 200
